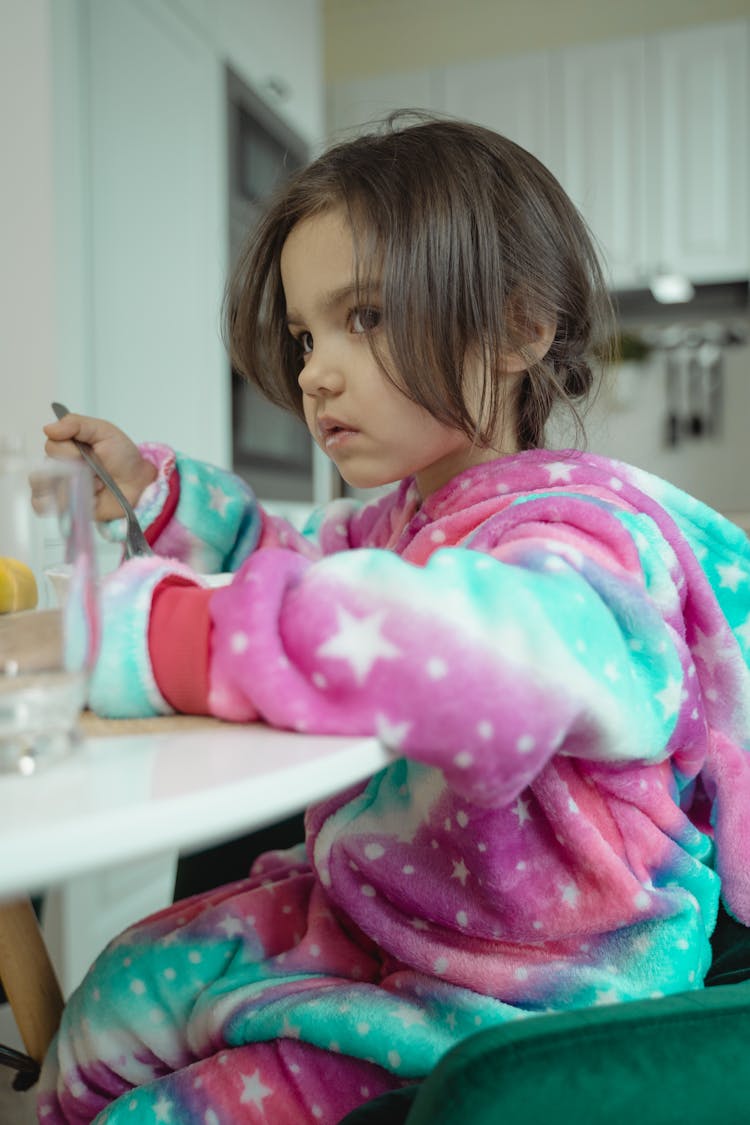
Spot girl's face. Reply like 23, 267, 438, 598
280, 209, 513, 499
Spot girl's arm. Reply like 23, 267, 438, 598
43, 414, 323, 574
98, 444, 323, 574
88, 492, 703, 810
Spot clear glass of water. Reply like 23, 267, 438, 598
0, 452, 99, 774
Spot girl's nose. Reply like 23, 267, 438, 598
297, 347, 345, 398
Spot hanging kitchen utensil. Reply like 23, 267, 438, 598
665, 351, 682, 447
687, 349, 705, 438
700, 342, 724, 438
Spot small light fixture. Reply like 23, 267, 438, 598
649, 272, 695, 304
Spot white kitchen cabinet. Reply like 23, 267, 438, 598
152, 0, 324, 146
87, 0, 229, 464
647, 20, 749, 283
553, 38, 648, 289
212, 0, 324, 147
80, 0, 324, 466
436, 45, 643, 285
441, 51, 556, 172
558, 20, 749, 288
326, 20, 749, 289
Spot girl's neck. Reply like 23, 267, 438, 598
415, 438, 518, 501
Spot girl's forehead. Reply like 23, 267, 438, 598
280, 207, 384, 305
282, 205, 383, 265
280, 209, 366, 320
281, 208, 353, 276
285, 205, 350, 246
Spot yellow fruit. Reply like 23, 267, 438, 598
0, 557, 38, 613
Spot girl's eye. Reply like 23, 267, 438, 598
350, 307, 381, 334
297, 331, 313, 355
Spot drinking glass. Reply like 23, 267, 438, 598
0, 452, 99, 774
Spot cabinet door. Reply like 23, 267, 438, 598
214, 0, 324, 146
648, 20, 749, 282
87, 0, 229, 466
442, 53, 555, 170
555, 39, 648, 290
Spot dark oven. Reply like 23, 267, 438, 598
227, 68, 316, 503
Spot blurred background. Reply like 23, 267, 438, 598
2, 0, 749, 528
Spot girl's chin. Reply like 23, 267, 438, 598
334, 464, 401, 493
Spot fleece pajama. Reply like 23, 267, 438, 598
39, 448, 750, 1124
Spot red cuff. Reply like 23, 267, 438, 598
146, 467, 180, 546
149, 580, 213, 714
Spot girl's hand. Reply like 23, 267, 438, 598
43, 414, 157, 522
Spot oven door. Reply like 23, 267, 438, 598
232, 373, 316, 503
228, 68, 331, 506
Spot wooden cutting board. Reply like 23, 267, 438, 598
79, 711, 230, 737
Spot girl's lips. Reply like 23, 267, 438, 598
317, 417, 360, 449
321, 426, 359, 451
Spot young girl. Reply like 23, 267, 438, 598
40, 117, 750, 1125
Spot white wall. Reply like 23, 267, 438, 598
83, 0, 229, 464
324, 0, 750, 81
0, 0, 58, 460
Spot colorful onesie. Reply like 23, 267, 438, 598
39, 447, 750, 1125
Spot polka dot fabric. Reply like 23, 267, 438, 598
40, 448, 750, 1123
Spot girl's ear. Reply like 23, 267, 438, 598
500, 321, 556, 374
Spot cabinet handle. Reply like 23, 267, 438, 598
264, 76, 291, 102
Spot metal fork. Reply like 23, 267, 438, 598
50, 403, 154, 559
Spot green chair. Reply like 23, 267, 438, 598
340, 907, 750, 1125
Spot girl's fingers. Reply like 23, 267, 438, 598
43, 417, 89, 463
41, 414, 150, 518
43, 414, 112, 447
43, 436, 87, 463
43, 416, 83, 439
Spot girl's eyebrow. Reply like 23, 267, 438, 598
285, 282, 381, 326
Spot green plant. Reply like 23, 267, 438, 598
611, 331, 652, 364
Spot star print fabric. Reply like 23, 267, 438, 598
39, 447, 750, 1123
96, 443, 266, 573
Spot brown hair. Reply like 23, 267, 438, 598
225, 114, 614, 450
